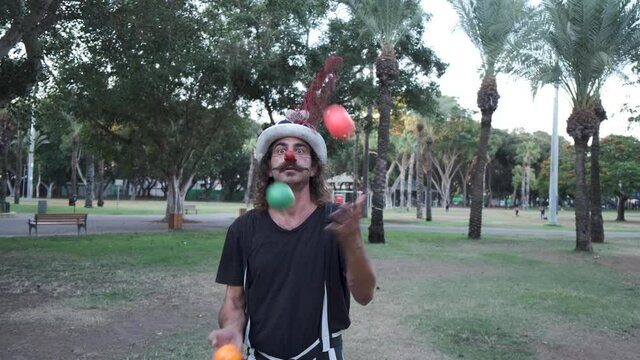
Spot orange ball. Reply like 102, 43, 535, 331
323, 104, 355, 140
213, 344, 242, 360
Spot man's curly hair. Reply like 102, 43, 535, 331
253, 145, 331, 211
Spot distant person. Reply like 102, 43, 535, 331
515, 207, 520, 216
445, 202, 450, 212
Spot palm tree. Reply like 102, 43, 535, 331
416, 123, 425, 219
515, 140, 541, 209
84, 154, 94, 208
449, 0, 528, 239
396, 130, 415, 210
346, 0, 425, 243
242, 138, 257, 209
425, 133, 434, 221
543, 0, 640, 251
0, 110, 15, 210
70, 125, 81, 206
590, 97, 606, 243
361, 107, 374, 218
13, 122, 24, 205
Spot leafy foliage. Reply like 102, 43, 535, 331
449, 0, 529, 77
599, 135, 640, 198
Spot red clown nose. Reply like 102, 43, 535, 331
284, 149, 297, 162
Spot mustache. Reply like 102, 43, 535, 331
274, 163, 309, 172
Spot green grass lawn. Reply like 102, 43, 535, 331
0, 231, 224, 313
370, 232, 640, 359
2, 229, 639, 359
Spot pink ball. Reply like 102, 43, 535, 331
323, 104, 355, 140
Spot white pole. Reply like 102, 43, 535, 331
26, 117, 35, 199
548, 83, 560, 225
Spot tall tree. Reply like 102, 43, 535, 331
68, 122, 79, 205
346, 0, 428, 243
449, 0, 528, 239
544, 0, 640, 251
313, 4, 444, 218
0, 109, 14, 209
515, 140, 541, 208
396, 130, 415, 209
49, 0, 251, 228
431, 117, 479, 208
416, 122, 425, 219
590, 97, 606, 242
537, 140, 576, 205
0, 0, 62, 107
84, 154, 94, 208
599, 135, 640, 221
425, 132, 434, 221
210, 1, 330, 123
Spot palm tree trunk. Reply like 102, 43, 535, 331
468, 75, 498, 239
0, 142, 8, 206
573, 138, 592, 252
406, 153, 414, 211
97, 159, 105, 207
36, 164, 41, 198
399, 153, 407, 208
244, 151, 255, 208
520, 164, 526, 209
14, 128, 23, 204
468, 124, 491, 239
616, 196, 627, 221
362, 112, 371, 218
462, 170, 469, 206
369, 80, 393, 244
590, 125, 604, 243
353, 126, 359, 200
485, 161, 492, 207
84, 154, 94, 208
416, 125, 424, 219
425, 137, 433, 221
70, 133, 79, 204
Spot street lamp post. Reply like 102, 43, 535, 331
548, 83, 560, 225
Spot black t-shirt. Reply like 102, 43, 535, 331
216, 205, 351, 358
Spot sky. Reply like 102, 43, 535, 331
420, 0, 640, 140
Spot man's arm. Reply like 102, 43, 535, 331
325, 192, 376, 305
209, 285, 246, 349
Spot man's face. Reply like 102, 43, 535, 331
269, 137, 317, 186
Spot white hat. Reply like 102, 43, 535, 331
255, 119, 327, 163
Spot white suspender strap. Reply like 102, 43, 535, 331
321, 282, 330, 352
244, 267, 253, 357
321, 282, 338, 360
290, 339, 320, 360
327, 348, 337, 360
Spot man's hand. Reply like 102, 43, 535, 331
325, 191, 365, 244
208, 327, 243, 350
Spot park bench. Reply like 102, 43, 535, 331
184, 204, 198, 214
28, 213, 88, 236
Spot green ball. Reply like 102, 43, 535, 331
266, 181, 295, 209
